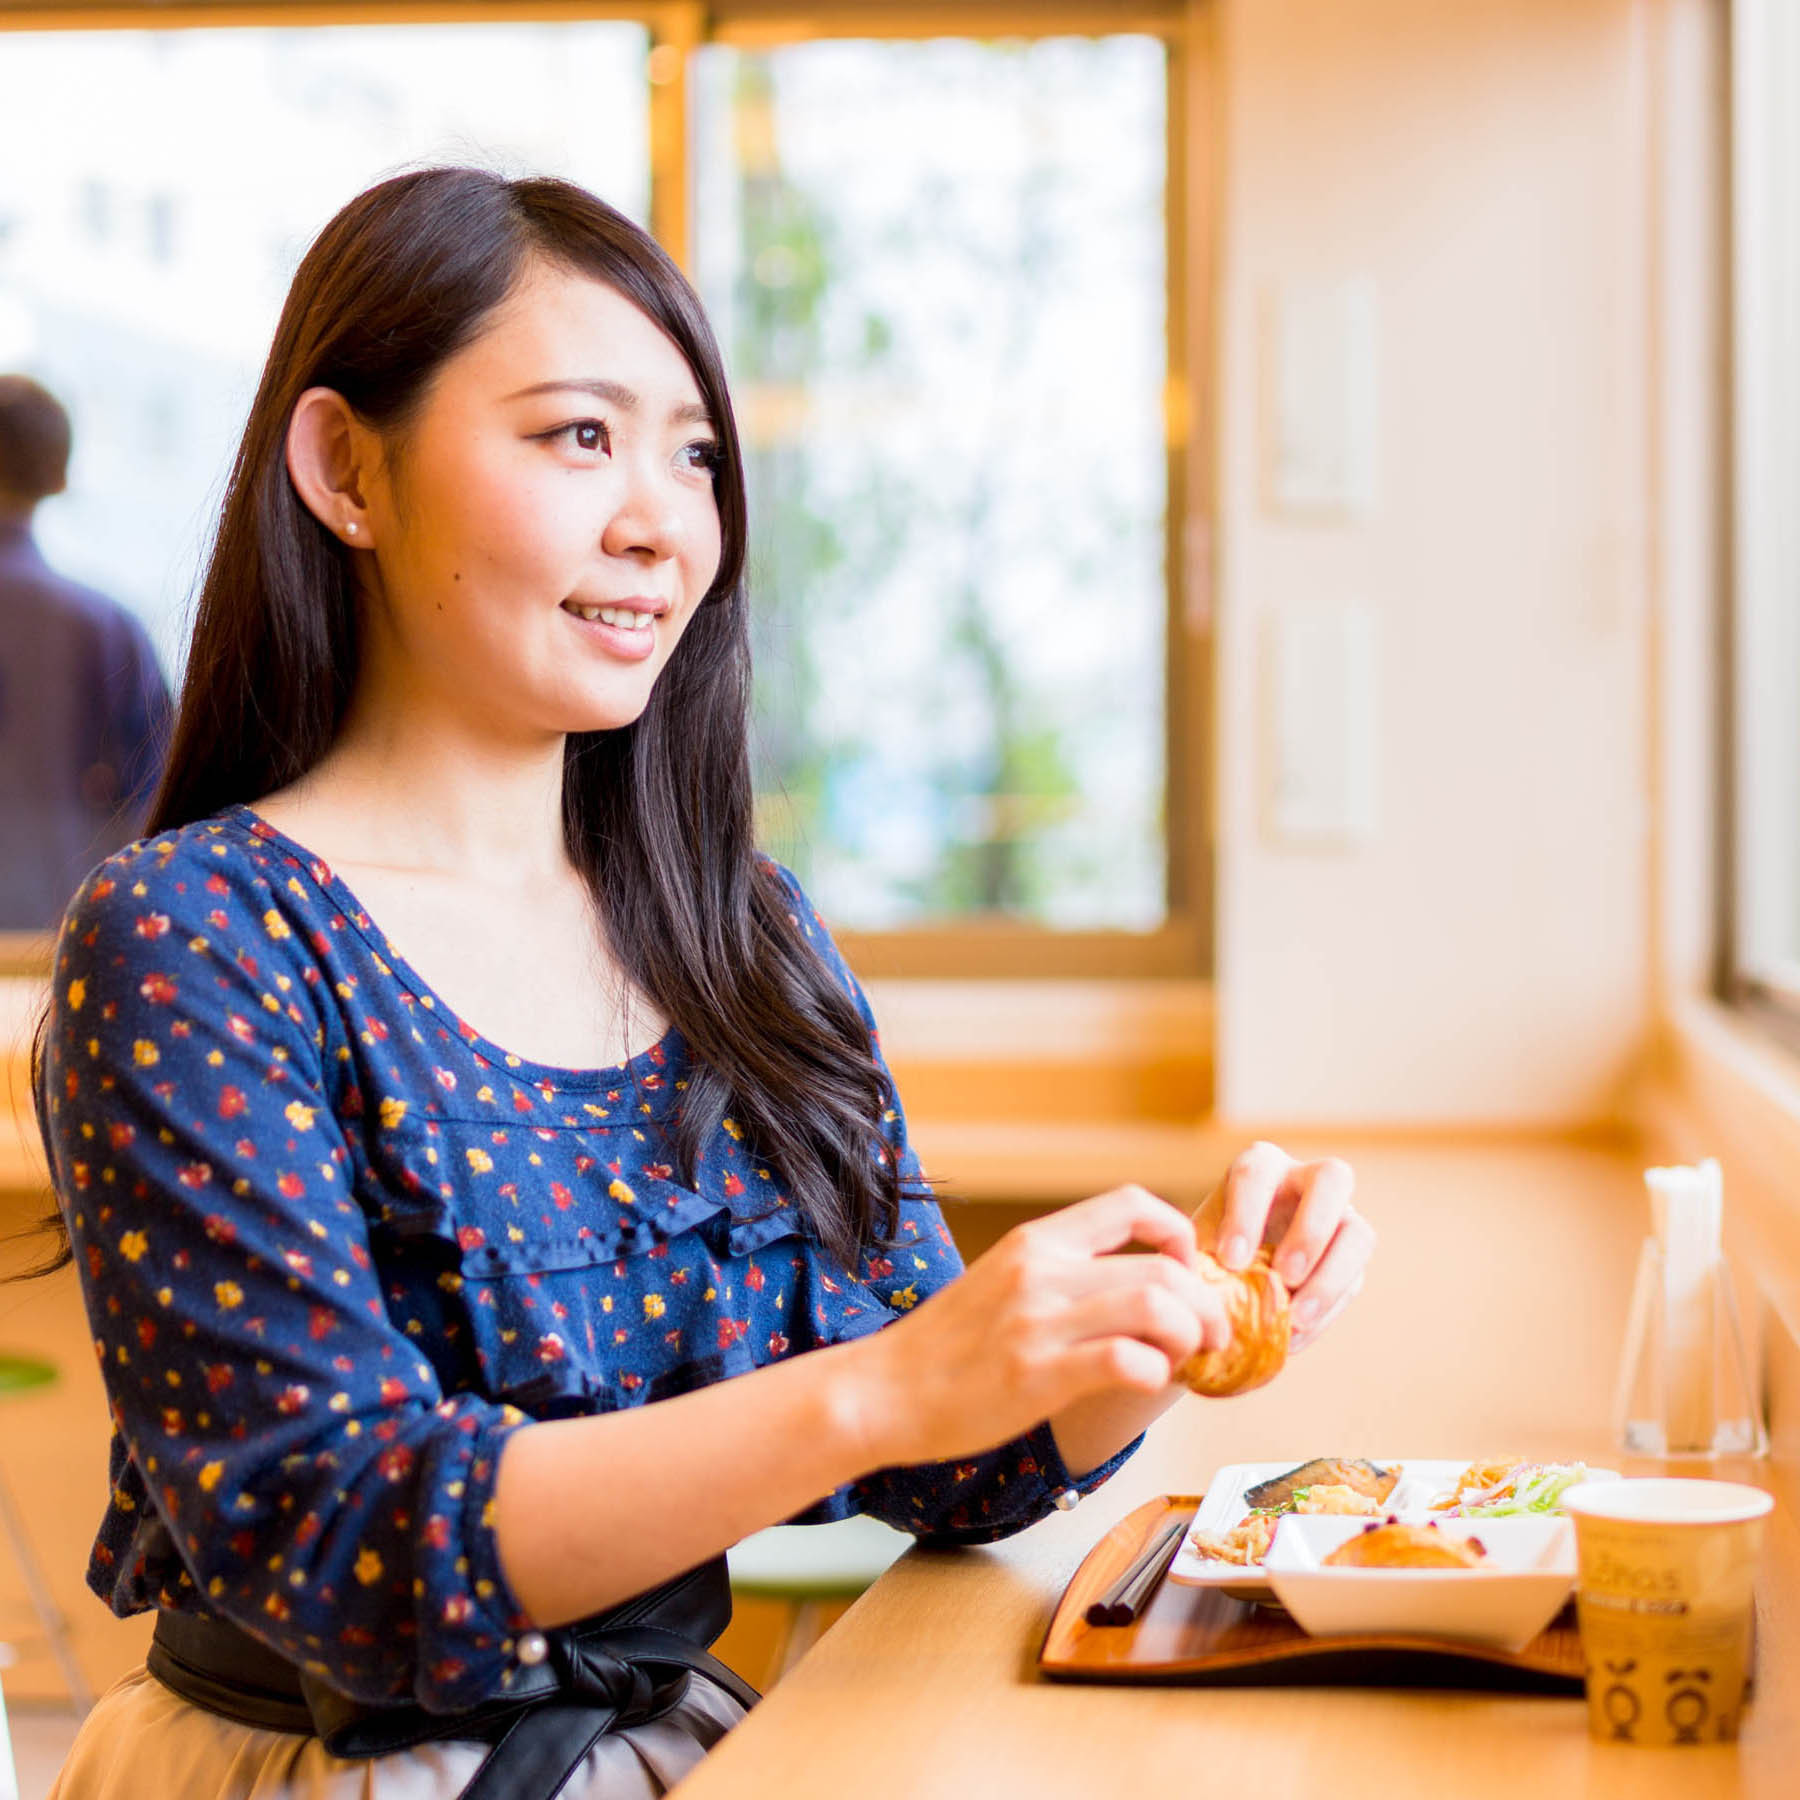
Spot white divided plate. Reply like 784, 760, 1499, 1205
1263, 1514, 1578, 1652
1167, 1459, 1615, 1598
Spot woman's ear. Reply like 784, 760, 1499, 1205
286, 388, 377, 547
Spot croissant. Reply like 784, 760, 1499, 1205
1173, 1249, 1291, 1397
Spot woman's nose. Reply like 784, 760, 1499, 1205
601, 456, 685, 562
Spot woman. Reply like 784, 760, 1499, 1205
35, 168, 1373, 1798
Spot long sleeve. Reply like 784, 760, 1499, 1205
766, 864, 1142, 1541
43, 845, 532, 1711
841, 1205, 1139, 1544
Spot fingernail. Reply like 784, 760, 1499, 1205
1280, 1251, 1307, 1285
1221, 1235, 1251, 1270
1292, 1297, 1319, 1328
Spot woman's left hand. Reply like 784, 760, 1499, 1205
1192, 1143, 1373, 1352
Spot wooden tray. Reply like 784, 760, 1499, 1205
1038, 1495, 1586, 1693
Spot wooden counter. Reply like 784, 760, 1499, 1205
672, 1140, 1798, 1799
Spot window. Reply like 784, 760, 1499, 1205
0, 3, 1200, 975
1729, 0, 1800, 1008
692, 34, 1168, 934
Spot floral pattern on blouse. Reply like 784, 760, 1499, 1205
41, 807, 1137, 1713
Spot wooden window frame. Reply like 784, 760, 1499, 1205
1726, 0, 1800, 1027
0, 0, 1216, 984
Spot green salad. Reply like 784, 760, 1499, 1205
1446, 1462, 1592, 1516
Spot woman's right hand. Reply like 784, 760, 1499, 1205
839, 1185, 1231, 1469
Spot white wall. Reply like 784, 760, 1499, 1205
1212, 0, 1664, 1125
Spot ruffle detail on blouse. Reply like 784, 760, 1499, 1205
361, 1125, 899, 1416
470, 1230, 897, 1416
362, 1119, 816, 1272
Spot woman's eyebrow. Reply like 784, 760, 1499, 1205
503, 376, 712, 428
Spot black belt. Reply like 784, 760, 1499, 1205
148, 1556, 759, 1800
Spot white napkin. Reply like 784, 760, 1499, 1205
1643, 1158, 1722, 1452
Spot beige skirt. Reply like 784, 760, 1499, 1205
47, 1663, 748, 1800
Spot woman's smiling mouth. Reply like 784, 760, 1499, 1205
559, 597, 665, 663
561, 600, 657, 631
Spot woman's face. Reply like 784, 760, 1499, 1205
354, 260, 725, 741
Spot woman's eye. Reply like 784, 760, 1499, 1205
680, 439, 722, 475
542, 419, 608, 454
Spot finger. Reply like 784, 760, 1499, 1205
1290, 1273, 1363, 1353
1046, 1256, 1235, 1355
1287, 1207, 1376, 1347
1023, 1186, 1200, 1269
1055, 1251, 1217, 1319
1048, 1335, 1175, 1402
1056, 1281, 1211, 1366
1189, 1174, 1225, 1250
1204, 1141, 1295, 1271
1268, 1157, 1357, 1290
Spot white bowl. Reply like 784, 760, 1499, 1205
1263, 1515, 1577, 1653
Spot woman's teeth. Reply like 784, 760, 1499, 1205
565, 602, 654, 631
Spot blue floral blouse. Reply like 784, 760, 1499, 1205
41, 807, 1136, 1714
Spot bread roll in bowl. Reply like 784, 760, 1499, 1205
1322, 1522, 1488, 1569
1173, 1249, 1291, 1397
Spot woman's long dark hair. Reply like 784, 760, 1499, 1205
25, 167, 902, 1273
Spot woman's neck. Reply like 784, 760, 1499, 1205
258, 693, 571, 886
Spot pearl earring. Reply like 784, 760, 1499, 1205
344, 521, 359, 538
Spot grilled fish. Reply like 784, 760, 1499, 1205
1242, 1458, 1400, 1511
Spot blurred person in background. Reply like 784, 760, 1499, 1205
0, 373, 172, 930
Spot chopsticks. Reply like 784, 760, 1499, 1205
1085, 1517, 1188, 1627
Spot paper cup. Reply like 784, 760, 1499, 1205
1564, 1478, 1772, 1746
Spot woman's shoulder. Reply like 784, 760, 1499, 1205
759, 856, 849, 954
52, 809, 339, 1026
757, 854, 814, 924
754, 856, 877, 1030
62, 809, 331, 937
